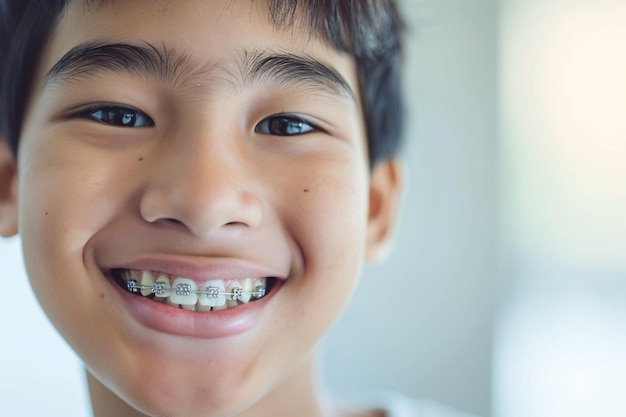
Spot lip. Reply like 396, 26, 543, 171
101, 255, 286, 339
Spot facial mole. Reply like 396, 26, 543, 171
304, 189, 310, 193
138, 157, 144, 162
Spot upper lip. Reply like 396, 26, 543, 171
101, 253, 287, 283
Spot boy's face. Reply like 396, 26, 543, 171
8, 0, 398, 415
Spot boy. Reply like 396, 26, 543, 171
0, 1, 471, 416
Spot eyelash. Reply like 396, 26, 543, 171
254, 114, 321, 137
72, 104, 154, 128
70, 105, 321, 137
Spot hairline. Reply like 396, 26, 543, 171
77, 0, 335, 47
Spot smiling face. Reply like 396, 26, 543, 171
9, 0, 398, 416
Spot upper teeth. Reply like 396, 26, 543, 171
121, 270, 267, 312
170, 277, 198, 307
198, 280, 227, 311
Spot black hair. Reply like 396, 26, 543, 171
0, 0, 404, 166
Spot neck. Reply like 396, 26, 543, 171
239, 354, 337, 417
87, 352, 338, 417
87, 371, 148, 417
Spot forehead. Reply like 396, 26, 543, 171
39, 0, 358, 98
57, 0, 325, 55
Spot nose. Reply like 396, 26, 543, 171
139, 140, 264, 238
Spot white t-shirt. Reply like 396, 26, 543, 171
340, 392, 480, 417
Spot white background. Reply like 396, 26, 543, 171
323, 0, 497, 414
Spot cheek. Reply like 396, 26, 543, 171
277, 159, 370, 342
17, 139, 130, 339
310, 188, 368, 270
20, 153, 109, 265
18, 169, 96, 356
19, 136, 134, 244
306, 161, 370, 260
19, 145, 82, 278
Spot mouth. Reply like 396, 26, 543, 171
111, 269, 278, 312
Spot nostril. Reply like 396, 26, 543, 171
147, 217, 186, 228
163, 218, 187, 229
224, 221, 248, 227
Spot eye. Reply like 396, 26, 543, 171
76, 104, 154, 128
255, 114, 318, 136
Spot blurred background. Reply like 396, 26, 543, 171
1, 0, 625, 416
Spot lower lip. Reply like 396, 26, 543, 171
108, 274, 280, 339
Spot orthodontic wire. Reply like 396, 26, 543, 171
126, 280, 267, 300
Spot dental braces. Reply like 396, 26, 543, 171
126, 280, 267, 300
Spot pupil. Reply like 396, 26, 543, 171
271, 118, 301, 135
119, 112, 135, 126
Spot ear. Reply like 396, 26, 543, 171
0, 139, 18, 237
366, 158, 403, 261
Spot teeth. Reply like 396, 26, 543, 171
254, 279, 266, 299
119, 270, 268, 312
170, 277, 198, 308
241, 278, 254, 304
198, 280, 226, 310
154, 274, 171, 301
166, 297, 180, 308
212, 302, 228, 311
196, 303, 212, 312
123, 270, 137, 283
227, 281, 242, 307
139, 271, 154, 296
124, 270, 139, 293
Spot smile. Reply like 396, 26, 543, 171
112, 269, 273, 312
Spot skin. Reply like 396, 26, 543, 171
0, 0, 400, 416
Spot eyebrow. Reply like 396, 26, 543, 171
44, 41, 356, 100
